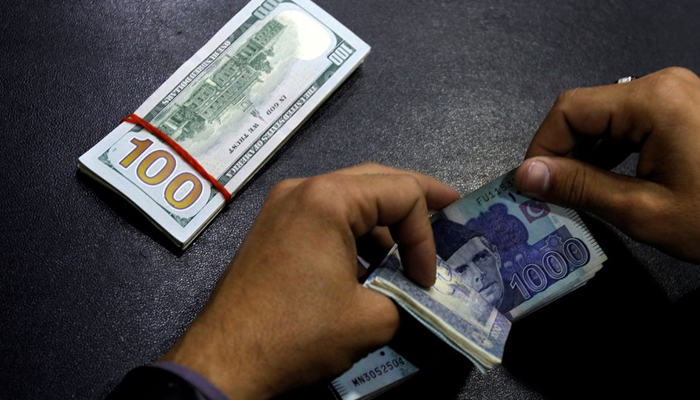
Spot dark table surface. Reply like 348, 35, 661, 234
2, 0, 700, 399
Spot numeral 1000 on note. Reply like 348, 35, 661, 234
509, 238, 590, 300
119, 138, 203, 210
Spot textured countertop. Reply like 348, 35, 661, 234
2, 1, 699, 398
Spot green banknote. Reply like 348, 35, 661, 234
79, 0, 370, 247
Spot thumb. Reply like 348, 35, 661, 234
351, 287, 400, 350
514, 157, 668, 242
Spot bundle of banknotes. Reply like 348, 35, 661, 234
78, 0, 370, 248
331, 171, 607, 399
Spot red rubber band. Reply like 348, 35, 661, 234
121, 113, 232, 203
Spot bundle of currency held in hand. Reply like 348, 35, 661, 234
333, 170, 607, 395
78, 0, 369, 248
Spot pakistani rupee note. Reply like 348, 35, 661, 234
330, 346, 419, 400
429, 170, 607, 320
368, 254, 511, 372
362, 170, 607, 374
79, 0, 370, 247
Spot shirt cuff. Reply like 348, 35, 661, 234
154, 361, 231, 400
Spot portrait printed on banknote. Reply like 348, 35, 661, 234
433, 198, 597, 317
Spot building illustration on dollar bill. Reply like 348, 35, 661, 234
157, 19, 286, 142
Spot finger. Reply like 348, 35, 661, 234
515, 156, 671, 242
525, 82, 654, 160
657, 66, 700, 87
526, 67, 700, 163
333, 174, 438, 287
333, 163, 413, 175
350, 287, 400, 350
266, 177, 306, 201
333, 163, 460, 210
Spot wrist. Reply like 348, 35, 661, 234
153, 362, 230, 400
160, 314, 272, 400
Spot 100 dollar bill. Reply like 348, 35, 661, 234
79, 0, 370, 247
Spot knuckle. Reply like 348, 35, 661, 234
561, 166, 590, 208
267, 179, 296, 201
359, 162, 383, 170
295, 175, 345, 218
637, 191, 666, 215
645, 72, 693, 105
659, 66, 699, 82
397, 173, 422, 191
553, 88, 582, 110
619, 191, 667, 241
395, 174, 427, 206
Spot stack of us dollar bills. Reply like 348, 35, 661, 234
78, 0, 369, 248
331, 171, 607, 399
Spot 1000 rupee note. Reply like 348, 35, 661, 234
430, 170, 606, 320
367, 254, 511, 372
79, 0, 370, 247
362, 170, 607, 374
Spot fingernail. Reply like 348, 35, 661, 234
522, 160, 551, 194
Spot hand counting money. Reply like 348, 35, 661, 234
79, 0, 370, 248
362, 170, 607, 372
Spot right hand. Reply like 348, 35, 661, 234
514, 67, 700, 263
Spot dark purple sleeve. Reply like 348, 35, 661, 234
154, 362, 231, 400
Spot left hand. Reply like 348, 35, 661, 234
514, 67, 700, 262
160, 163, 460, 400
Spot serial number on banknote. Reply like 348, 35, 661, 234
475, 177, 515, 206
349, 357, 407, 387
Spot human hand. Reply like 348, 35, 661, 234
160, 164, 460, 400
515, 67, 700, 262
